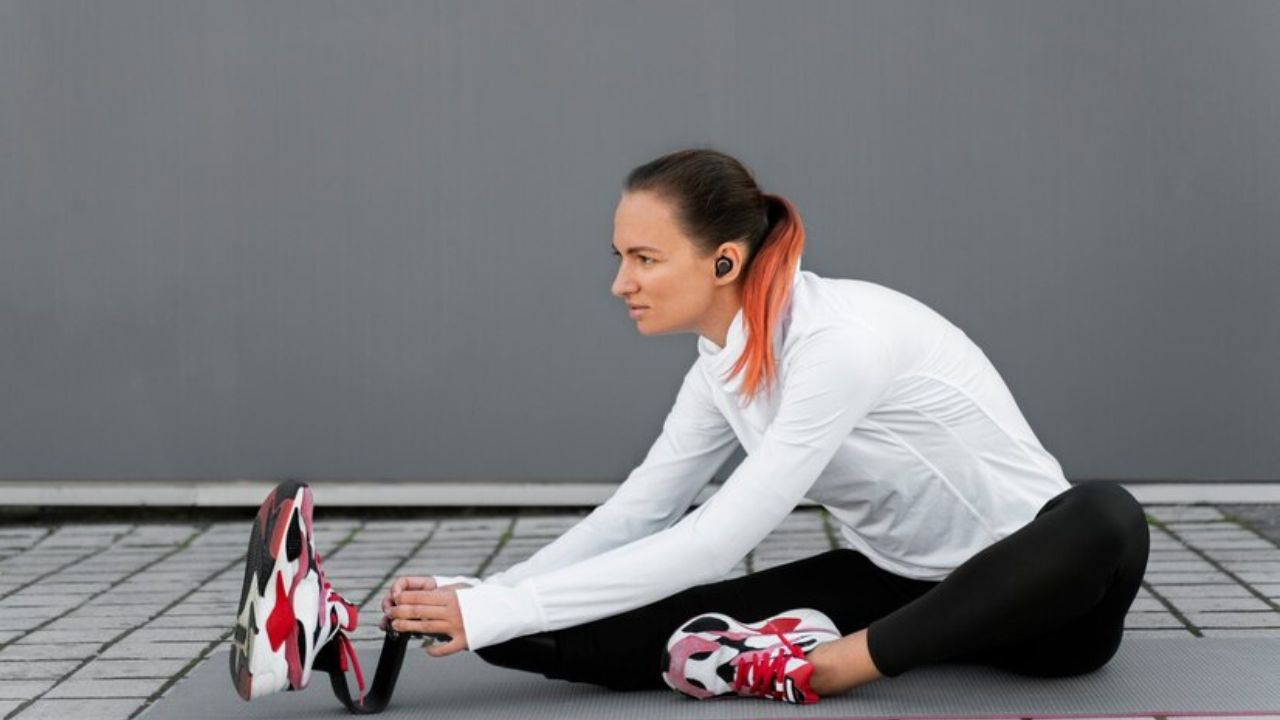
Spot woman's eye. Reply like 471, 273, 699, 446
612, 252, 653, 265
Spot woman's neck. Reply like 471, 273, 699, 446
698, 288, 744, 350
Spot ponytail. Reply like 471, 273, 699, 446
726, 193, 804, 405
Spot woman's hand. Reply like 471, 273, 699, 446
381, 575, 471, 657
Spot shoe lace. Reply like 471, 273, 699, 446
315, 551, 366, 706
730, 624, 805, 700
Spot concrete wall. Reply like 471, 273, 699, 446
2, 0, 1276, 487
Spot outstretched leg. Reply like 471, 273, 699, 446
476, 546, 916, 690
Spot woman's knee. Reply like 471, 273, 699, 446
1063, 482, 1149, 554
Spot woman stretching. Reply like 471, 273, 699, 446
233, 147, 1149, 708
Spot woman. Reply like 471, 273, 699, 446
380, 148, 1150, 705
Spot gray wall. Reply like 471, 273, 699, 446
1, 0, 1276, 485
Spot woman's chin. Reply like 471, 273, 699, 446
633, 318, 662, 335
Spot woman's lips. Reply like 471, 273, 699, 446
629, 306, 647, 318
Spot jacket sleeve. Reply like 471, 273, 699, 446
478, 361, 740, 589
455, 325, 896, 650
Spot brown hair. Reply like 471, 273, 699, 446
624, 148, 805, 405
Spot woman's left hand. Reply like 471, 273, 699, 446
384, 582, 469, 657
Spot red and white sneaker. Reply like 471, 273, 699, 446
230, 480, 366, 705
661, 609, 840, 705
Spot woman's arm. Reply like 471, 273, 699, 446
478, 361, 739, 588
455, 325, 896, 650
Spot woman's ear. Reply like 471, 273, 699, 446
713, 242, 748, 281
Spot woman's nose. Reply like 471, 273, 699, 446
611, 266, 635, 297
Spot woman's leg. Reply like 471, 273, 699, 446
827, 481, 1150, 688
476, 546, 917, 690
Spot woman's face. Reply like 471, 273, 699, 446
610, 191, 718, 336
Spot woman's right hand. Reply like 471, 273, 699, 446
380, 576, 438, 630
380, 575, 477, 631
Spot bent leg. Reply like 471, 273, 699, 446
866, 481, 1150, 679
478, 547, 915, 690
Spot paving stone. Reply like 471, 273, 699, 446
1143, 571, 1235, 583
0, 608, 60, 621
70, 658, 191, 680
0, 700, 19, 715
1235, 571, 1280, 583
144, 614, 228, 629
66, 604, 164, 618
1204, 549, 1280, 562
1145, 548, 1201, 559
511, 516, 582, 535
19, 582, 115, 596
1183, 611, 1280, 628
11, 697, 144, 720
1200, 628, 1280, 638
434, 518, 511, 532
366, 520, 441, 532
125, 627, 227, 643
0, 661, 79, 681
1191, 539, 1277, 550
99, 641, 211, 660
39, 571, 129, 584
1148, 583, 1254, 598
1219, 561, 1280, 573
0, 595, 82, 609
176, 592, 236, 606
1122, 628, 1196, 638
1122, 612, 1186, 628
44, 676, 167, 698
15, 628, 123, 644
50, 614, 155, 630
1144, 560, 1216, 571
162, 602, 235, 616
0, 644, 100, 661
0, 618, 40, 632
0, 679, 55, 699
1170, 527, 1265, 538
1168, 596, 1275, 612
1164, 520, 1244, 530
1146, 506, 1225, 522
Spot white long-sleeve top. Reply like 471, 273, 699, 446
451, 261, 1071, 650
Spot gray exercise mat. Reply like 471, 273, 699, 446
141, 638, 1280, 719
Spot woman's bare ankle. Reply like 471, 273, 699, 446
806, 627, 884, 696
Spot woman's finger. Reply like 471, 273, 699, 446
387, 603, 452, 622
391, 618, 454, 635
394, 589, 454, 607
390, 576, 437, 599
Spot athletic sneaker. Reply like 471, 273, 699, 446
661, 609, 841, 705
230, 479, 366, 705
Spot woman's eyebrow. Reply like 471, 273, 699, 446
611, 244, 663, 255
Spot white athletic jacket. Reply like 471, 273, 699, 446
445, 260, 1071, 650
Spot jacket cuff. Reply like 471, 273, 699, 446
431, 574, 481, 588
454, 581, 545, 651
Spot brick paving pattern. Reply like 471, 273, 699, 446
1, 503, 1279, 719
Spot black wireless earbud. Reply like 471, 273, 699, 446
715, 257, 733, 278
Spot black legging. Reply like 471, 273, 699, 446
476, 480, 1150, 689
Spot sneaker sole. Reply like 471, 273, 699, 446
230, 479, 314, 701
673, 609, 841, 641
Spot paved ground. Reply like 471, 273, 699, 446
2, 503, 1280, 720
